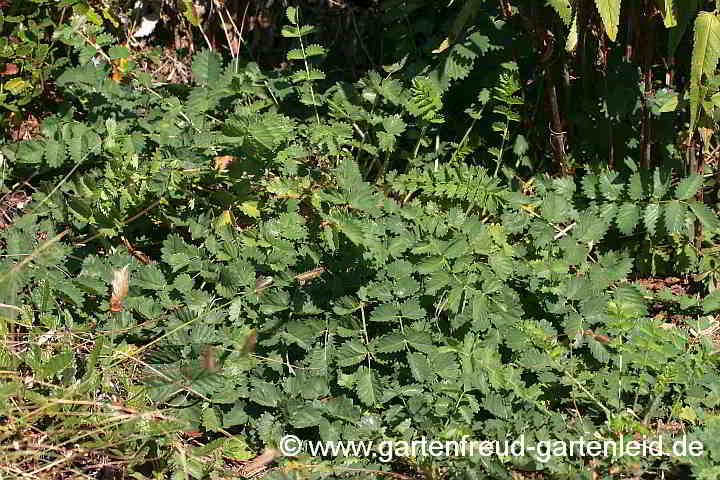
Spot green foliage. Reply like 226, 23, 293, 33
690, 11, 720, 133
594, 0, 622, 41
577, 168, 714, 240
0, 0, 71, 122
4, 2, 720, 480
5, 100, 720, 479
388, 163, 506, 214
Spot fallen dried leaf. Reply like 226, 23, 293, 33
0, 63, 19, 75
214, 155, 238, 171
110, 266, 129, 313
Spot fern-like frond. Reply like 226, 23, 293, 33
392, 164, 507, 214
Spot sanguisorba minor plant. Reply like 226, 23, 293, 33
2, 4, 720, 480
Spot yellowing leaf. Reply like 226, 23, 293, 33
678, 406, 697, 422
239, 200, 260, 218
214, 155, 237, 171
111, 58, 129, 82
566, 12, 578, 51
101, 7, 120, 27
5, 78, 29, 95
594, 0, 621, 41
224, 437, 254, 461
215, 209, 234, 228
657, 0, 677, 28
432, 38, 450, 54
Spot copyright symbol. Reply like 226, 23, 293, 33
280, 435, 303, 456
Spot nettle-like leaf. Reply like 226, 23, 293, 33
291, 68, 325, 83
576, 210, 611, 244
44, 139, 66, 168
286, 6, 299, 24
594, 0, 621, 41
10, 10, 720, 475
378, 115, 407, 152
308, 121, 352, 155
657, 0, 677, 28
690, 11, 720, 132
372, 334, 405, 353
553, 177, 576, 199
407, 352, 433, 383
407, 76, 444, 121
587, 337, 610, 363
392, 164, 507, 214
547, 0, 573, 26
247, 112, 297, 150
286, 49, 304, 61
703, 289, 720, 312
281, 25, 316, 38
445, 44, 476, 81
337, 340, 368, 366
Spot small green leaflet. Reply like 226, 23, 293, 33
191, 49, 222, 87
616, 203, 639, 235
703, 289, 720, 312
675, 173, 703, 200
355, 367, 379, 406
407, 352, 433, 383
664, 201, 687, 234
645, 203, 661, 236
